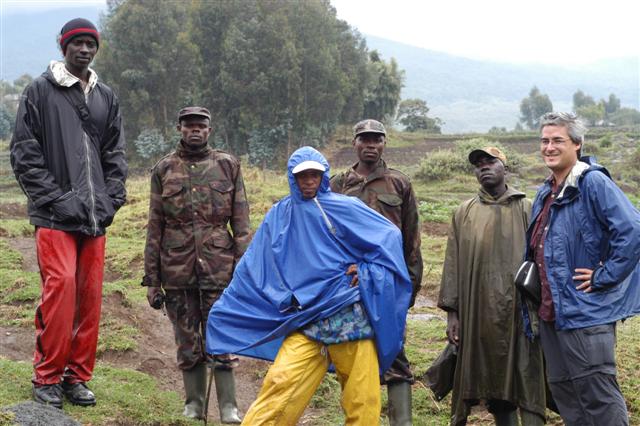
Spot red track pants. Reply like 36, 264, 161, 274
33, 228, 105, 386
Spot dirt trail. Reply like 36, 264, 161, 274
1, 223, 441, 423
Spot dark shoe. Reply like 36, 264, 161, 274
33, 383, 63, 409
62, 381, 96, 406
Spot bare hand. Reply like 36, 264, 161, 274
446, 311, 459, 346
346, 264, 359, 287
147, 287, 165, 309
574, 268, 594, 293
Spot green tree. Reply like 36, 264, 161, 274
608, 108, 640, 126
363, 51, 404, 122
0, 104, 13, 140
572, 90, 595, 111
602, 93, 621, 116
519, 86, 553, 130
96, 0, 200, 149
396, 98, 441, 133
577, 103, 605, 126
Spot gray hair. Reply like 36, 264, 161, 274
539, 112, 586, 145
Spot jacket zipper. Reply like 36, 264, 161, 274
83, 132, 98, 235
313, 197, 336, 235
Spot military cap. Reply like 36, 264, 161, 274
468, 146, 507, 165
353, 119, 386, 137
178, 106, 211, 122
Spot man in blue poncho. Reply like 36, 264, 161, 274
206, 146, 412, 424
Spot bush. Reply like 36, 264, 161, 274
598, 135, 612, 148
133, 128, 171, 160
416, 138, 524, 181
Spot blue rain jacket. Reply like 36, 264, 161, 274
525, 158, 640, 331
206, 146, 412, 372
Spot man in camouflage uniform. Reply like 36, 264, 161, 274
330, 119, 423, 426
142, 106, 250, 423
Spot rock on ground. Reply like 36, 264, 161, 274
1, 401, 79, 426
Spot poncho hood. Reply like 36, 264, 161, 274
206, 147, 412, 372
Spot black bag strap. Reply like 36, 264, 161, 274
59, 85, 101, 144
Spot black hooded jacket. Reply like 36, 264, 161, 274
10, 65, 127, 236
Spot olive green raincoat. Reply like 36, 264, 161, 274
438, 186, 545, 425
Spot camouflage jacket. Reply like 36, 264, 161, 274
330, 159, 423, 306
143, 142, 250, 290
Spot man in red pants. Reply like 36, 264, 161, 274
10, 18, 127, 409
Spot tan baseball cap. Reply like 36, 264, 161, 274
468, 146, 507, 165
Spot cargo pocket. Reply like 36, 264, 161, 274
210, 181, 233, 217
162, 183, 186, 219
583, 324, 616, 368
376, 192, 402, 222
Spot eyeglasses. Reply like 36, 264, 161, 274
540, 138, 570, 146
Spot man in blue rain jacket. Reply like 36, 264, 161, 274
526, 112, 640, 426
206, 146, 412, 424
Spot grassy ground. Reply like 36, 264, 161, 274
1, 129, 639, 425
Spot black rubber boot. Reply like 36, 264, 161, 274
214, 369, 241, 424
388, 382, 412, 426
182, 363, 207, 419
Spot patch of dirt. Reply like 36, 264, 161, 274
6, 237, 39, 272
0, 202, 27, 219
422, 221, 449, 237
330, 138, 455, 169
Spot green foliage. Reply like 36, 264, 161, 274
396, 98, 442, 133
598, 135, 612, 148
416, 138, 523, 181
487, 126, 507, 134
0, 104, 13, 140
519, 86, 553, 130
99, 0, 403, 166
577, 102, 605, 126
364, 52, 405, 122
133, 128, 171, 160
572, 89, 596, 110
0, 219, 32, 238
609, 108, 640, 126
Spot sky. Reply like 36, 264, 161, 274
2, 0, 639, 66
331, 0, 640, 65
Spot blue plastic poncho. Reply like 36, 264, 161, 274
206, 146, 412, 372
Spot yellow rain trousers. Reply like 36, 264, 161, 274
242, 332, 381, 425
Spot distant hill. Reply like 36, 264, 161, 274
1, 7, 103, 81
1, 6, 637, 132
365, 36, 639, 132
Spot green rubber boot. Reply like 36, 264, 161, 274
492, 410, 518, 426
214, 369, 241, 424
520, 409, 545, 426
387, 382, 412, 426
182, 363, 207, 419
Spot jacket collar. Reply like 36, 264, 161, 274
478, 185, 525, 205
176, 140, 212, 161
348, 159, 388, 183
48, 60, 98, 95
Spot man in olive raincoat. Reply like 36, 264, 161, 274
438, 147, 545, 425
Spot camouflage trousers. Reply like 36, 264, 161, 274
165, 289, 239, 371
382, 344, 415, 385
